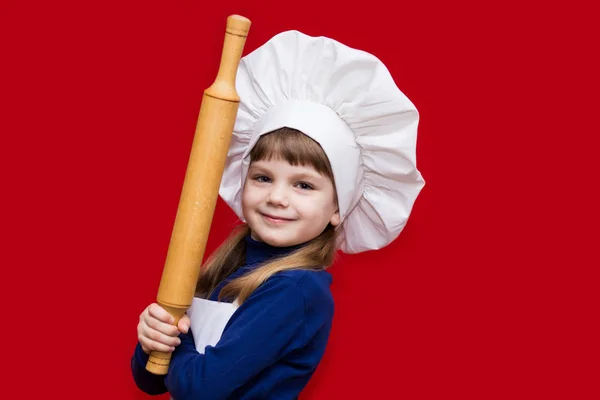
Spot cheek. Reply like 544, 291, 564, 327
241, 185, 258, 208
303, 195, 332, 216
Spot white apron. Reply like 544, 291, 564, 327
186, 297, 239, 354
169, 297, 238, 400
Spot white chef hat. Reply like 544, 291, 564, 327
219, 30, 425, 254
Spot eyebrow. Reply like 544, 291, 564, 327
248, 164, 324, 181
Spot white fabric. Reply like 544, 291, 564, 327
219, 30, 425, 254
186, 297, 238, 354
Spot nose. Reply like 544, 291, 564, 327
267, 183, 289, 207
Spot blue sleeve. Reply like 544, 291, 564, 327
130, 342, 168, 395
130, 332, 199, 395
164, 275, 318, 400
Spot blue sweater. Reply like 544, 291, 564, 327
131, 236, 334, 399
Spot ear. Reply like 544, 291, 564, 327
330, 209, 340, 227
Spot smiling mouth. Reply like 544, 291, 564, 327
260, 213, 295, 223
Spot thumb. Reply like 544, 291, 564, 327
178, 314, 191, 334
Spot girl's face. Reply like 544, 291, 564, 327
241, 158, 340, 247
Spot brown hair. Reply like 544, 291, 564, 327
195, 128, 339, 304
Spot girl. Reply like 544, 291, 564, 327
131, 30, 424, 399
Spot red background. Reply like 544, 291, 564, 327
2, 0, 598, 399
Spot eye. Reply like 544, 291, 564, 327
253, 175, 271, 183
296, 182, 314, 190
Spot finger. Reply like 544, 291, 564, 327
143, 315, 181, 338
140, 321, 182, 347
147, 303, 175, 324
138, 334, 176, 354
178, 314, 191, 334
142, 317, 180, 338
142, 304, 180, 337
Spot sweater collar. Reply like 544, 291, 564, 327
244, 235, 304, 266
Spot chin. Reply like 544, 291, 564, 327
256, 232, 297, 248
263, 237, 296, 247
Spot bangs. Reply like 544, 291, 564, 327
250, 127, 335, 182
